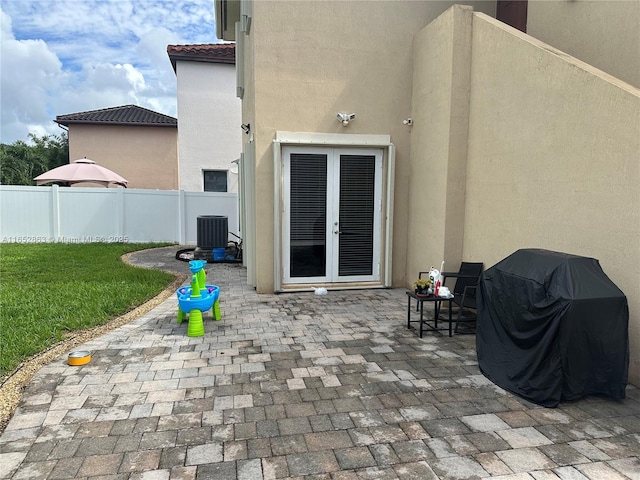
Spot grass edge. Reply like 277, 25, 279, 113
0, 252, 186, 434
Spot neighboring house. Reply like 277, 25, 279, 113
217, 1, 640, 384
167, 43, 241, 193
55, 105, 178, 190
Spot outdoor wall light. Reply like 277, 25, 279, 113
241, 123, 251, 134
230, 159, 239, 175
336, 113, 356, 126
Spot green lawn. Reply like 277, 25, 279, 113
0, 243, 176, 379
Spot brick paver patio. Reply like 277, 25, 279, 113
1, 248, 639, 479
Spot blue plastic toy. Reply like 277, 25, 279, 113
176, 260, 221, 336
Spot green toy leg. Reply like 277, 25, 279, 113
197, 268, 206, 291
177, 308, 186, 323
213, 300, 221, 321
187, 309, 205, 337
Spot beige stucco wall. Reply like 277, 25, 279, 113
240, 0, 639, 386
67, 124, 178, 190
527, 0, 640, 88
247, 0, 496, 293
462, 14, 640, 384
408, 5, 475, 280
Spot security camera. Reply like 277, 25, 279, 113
402, 118, 413, 126
336, 113, 356, 126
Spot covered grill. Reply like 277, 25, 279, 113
477, 249, 628, 407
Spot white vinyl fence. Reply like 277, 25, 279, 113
0, 185, 238, 245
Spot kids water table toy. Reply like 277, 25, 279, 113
176, 260, 221, 336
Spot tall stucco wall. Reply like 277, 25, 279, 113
464, 14, 640, 384
68, 125, 178, 190
176, 61, 241, 192
408, 5, 474, 282
249, 0, 496, 293
527, 0, 640, 88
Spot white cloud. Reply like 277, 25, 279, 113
0, 1, 218, 143
79, 63, 146, 95
0, 9, 65, 141
121, 64, 147, 92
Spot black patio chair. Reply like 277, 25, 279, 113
439, 262, 483, 333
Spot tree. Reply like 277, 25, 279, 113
0, 133, 69, 186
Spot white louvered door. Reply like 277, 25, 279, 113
283, 147, 382, 285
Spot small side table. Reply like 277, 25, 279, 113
405, 290, 453, 337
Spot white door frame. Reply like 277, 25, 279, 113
273, 132, 395, 291
281, 147, 382, 285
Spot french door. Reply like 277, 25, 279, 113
282, 147, 382, 285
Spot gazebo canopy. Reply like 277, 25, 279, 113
34, 158, 128, 188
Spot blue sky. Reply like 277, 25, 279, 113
1, 0, 219, 143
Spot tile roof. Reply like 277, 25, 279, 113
55, 105, 177, 127
167, 43, 235, 72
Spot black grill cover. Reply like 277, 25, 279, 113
477, 249, 628, 407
